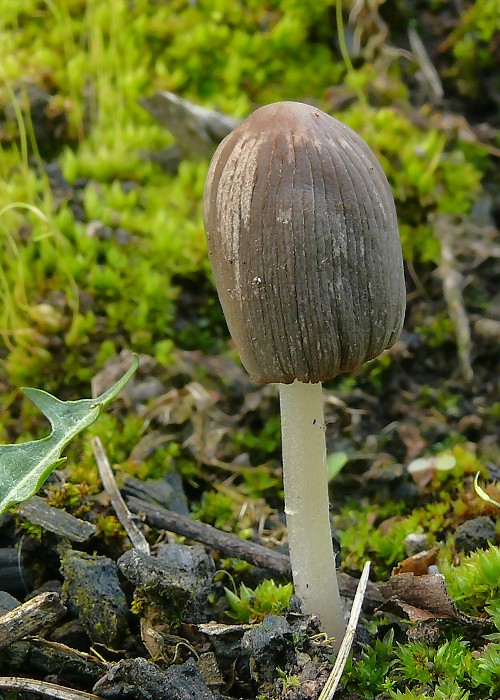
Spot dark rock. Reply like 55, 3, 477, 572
45, 161, 70, 194
455, 516, 496, 552
392, 480, 420, 502
86, 220, 113, 240
115, 227, 133, 245
48, 618, 90, 650
241, 615, 293, 664
0, 590, 20, 615
68, 199, 86, 221
94, 657, 219, 700
486, 463, 500, 482
5, 85, 69, 156
0, 548, 30, 595
287, 594, 305, 614
60, 549, 128, 647
198, 621, 252, 659
404, 533, 430, 556
28, 637, 106, 687
72, 177, 90, 190
163, 658, 220, 700
156, 543, 215, 589
118, 543, 214, 621
240, 615, 295, 685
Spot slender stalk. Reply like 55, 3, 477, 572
279, 380, 345, 650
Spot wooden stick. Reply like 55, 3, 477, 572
0, 678, 101, 700
0, 591, 66, 651
127, 496, 292, 578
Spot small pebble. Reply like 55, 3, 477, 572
404, 532, 429, 556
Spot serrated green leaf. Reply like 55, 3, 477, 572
0, 355, 139, 515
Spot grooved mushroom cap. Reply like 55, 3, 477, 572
203, 101, 406, 384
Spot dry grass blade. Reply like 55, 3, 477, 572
318, 561, 371, 700
92, 437, 150, 555
408, 24, 443, 99
0, 677, 101, 700
435, 218, 473, 385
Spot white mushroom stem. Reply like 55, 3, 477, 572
279, 380, 345, 650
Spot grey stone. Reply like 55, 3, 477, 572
241, 614, 293, 662
455, 516, 496, 553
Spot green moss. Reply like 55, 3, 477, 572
449, 0, 500, 77
338, 495, 457, 578
343, 629, 397, 696
225, 579, 293, 623
95, 513, 127, 545
441, 544, 500, 616
192, 490, 236, 529
339, 105, 486, 263
415, 316, 455, 349
344, 627, 500, 698
45, 481, 96, 517
233, 414, 281, 462
16, 518, 44, 541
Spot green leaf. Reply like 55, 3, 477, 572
327, 451, 348, 481
0, 355, 139, 515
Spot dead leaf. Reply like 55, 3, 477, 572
398, 423, 427, 462
393, 549, 437, 576
379, 572, 494, 635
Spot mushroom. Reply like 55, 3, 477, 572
203, 101, 406, 649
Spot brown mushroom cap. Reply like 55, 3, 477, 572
203, 101, 406, 384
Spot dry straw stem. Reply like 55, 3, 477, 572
92, 437, 150, 555
318, 561, 371, 700
435, 216, 473, 384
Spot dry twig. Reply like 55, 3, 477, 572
0, 591, 66, 651
127, 496, 292, 578
0, 677, 101, 700
17, 495, 96, 542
